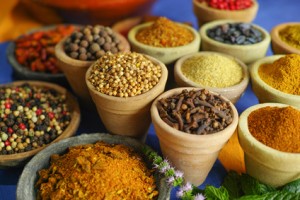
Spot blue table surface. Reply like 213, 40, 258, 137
0, 0, 299, 199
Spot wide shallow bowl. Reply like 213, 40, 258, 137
249, 55, 300, 108
0, 81, 80, 168
21, 0, 156, 26
199, 20, 270, 64
271, 22, 300, 55
16, 133, 171, 200
151, 87, 238, 185
238, 103, 300, 187
174, 51, 249, 104
128, 22, 201, 65
193, 0, 258, 26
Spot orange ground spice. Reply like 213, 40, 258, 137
36, 142, 158, 200
248, 106, 300, 153
135, 17, 194, 47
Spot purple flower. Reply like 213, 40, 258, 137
182, 182, 193, 192
176, 188, 184, 198
153, 163, 159, 169
175, 170, 184, 178
194, 193, 206, 200
159, 165, 169, 173
166, 176, 175, 185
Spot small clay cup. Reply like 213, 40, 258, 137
55, 32, 130, 104
150, 87, 238, 185
86, 54, 168, 141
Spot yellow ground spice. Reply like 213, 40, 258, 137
248, 106, 300, 153
36, 142, 158, 200
258, 54, 300, 95
279, 25, 300, 50
135, 17, 194, 47
181, 55, 243, 87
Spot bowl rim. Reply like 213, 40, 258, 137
193, 0, 258, 13
127, 21, 201, 51
238, 102, 300, 157
150, 87, 239, 142
85, 53, 168, 103
271, 22, 300, 54
249, 54, 300, 99
0, 81, 80, 164
199, 19, 271, 50
174, 51, 249, 93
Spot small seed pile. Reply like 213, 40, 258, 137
0, 84, 71, 155
64, 25, 125, 61
157, 89, 233, 135
207, 23, 263, 45
88, 52, 162, 97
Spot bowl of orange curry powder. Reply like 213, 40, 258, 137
16, 133, 171, 200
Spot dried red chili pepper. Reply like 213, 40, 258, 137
14, 25, 76, 74
199, 0, 253, 10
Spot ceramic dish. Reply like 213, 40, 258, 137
16, 133, 171, 200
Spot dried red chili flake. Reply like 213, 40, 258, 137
14, 25, 76, 74
199, 0, 253, 10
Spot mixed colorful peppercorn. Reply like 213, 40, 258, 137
199, 0, 253, 10
14, 25, 76, 74
0, 84, 71, 155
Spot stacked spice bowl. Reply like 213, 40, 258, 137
238, 103, 300, 187
174, 51, 249, 104
0, 81, 80, 168
199, 20, 270, 64
249, 54, 300, 108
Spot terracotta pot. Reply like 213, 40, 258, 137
55, 32, 130, 105
86, 55, 168, 141
150, 87, 239, 185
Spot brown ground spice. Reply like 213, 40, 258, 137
36, 142, 158, 200
248, 106, 300, 153
135, 17, 194, 47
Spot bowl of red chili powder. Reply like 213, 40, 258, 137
238, 103, 300, 187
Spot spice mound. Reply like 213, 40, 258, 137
207, 23, 263, 45
15, 25, 76, 74
248, 106, 300, 153
198, 0, 253, 10
88, 52, 162, 97
135, 17, 194, 47
0, 84, 71, 155
181, 54, 243, 87
157, 89, 233, 135
64, 25, 125, 61
279, 24, 300, 50
35, 142, 158, 200
258, 54, 300, 95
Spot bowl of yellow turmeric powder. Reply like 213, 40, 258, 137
271, 22, 300, 55
238, 103, 300, 187
249, 54, 300, 108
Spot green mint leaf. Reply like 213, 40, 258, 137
204, 185, 229, 200
223, 171, 243, 198
241, 174, 275, 195
281, 178, 300, 193
236, 191, 300, 200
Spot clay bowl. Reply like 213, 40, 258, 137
193, 0, 259, 26
238, 103, 300, 187
0, 81, 80, 168
86, 54, 168, 141
6, 25, 77, 86
271, 22, 300, 55
55, 32, 130, 104
174, 51, 249, 104
150, 87, 239, 185
249, 55, 300, 108
128, 22, 201, 65
199, 20, 271, 64
16, 133, 171, 200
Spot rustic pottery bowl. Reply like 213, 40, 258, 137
55, 32, 130, 104
0, 81, 80, 168
85, 55, 168, 141
127, 22, 201, 65
238, 103, 300, 187
174, 51, 249, 104
193, 0, 259, 26
16, 133, 171, 200
271, 22, 300, 55
199, 20, 271, 64
150, 87, 239, 185
21, 0, 157, 26
249, 55, 300, 108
